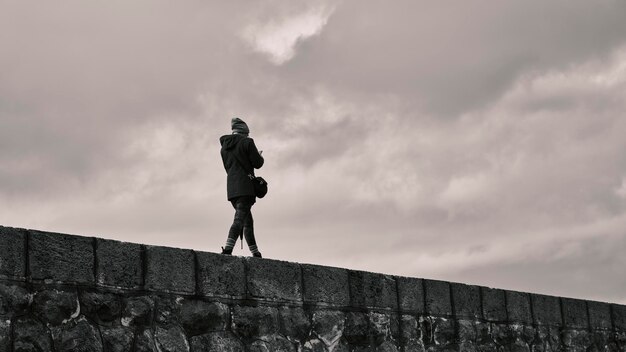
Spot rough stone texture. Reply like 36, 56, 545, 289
367, 311, 398, 346
247, 257, 302, 301
0, 319, 10, 352
101, 327, 134, 352
562, 328, 592, 351
29, 230, 94, 284
189, 332, 245, 352
588, 300, 613, 330
80, 291, 121, 326
590, 329, 618, 351
481, 287, 506, 322
279, 306, 311, 341
562, 297, 589, 329
344, 312, 369, 346
613, 303, 626, 331
196, 252, 245, 298
424, 279, 451, 316
13, 316, 54, 352
349, 270, 397, 309
0, 226, 26, 280
531, 294, 562, 326
396, 276, 424, 313
154, 295, 180, 325
155, 325, 190, 352
302, 264, 349, 306
451, 283, 481, 320
312, 310, 345, 348
32, 289, 79, 326
400, 315, 424, 351
301, 338, 327, 352
4, 227, 626, 352
457, 319, 477, 351
96, 238, 142, 289
135, 329, 158, 352
506, 290, 532, 324
0, 282, 31, 317
422, 316, 456, 351
179, 299, 229, 336
145, 245, 195, 294
249, 335, 296, 352
122, 296, 154, 327
530, 325, 561, 351
499, 323, 533, 351
51, 317, 103, 352
232, 305, 279, 339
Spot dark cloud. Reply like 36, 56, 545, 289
283, 0, 626, 115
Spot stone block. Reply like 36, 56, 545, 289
424, 279, 451, 316
279, 307, 311, 340
423, 316, 456, 349
135, 329, 157, 352
506, 290, 532, 324
145, 245, 195, 294
396, 276, 425, 313
531, 294, 562, 326
561, 297, 588, 329
451, 283, 481, 319
312, 310, 345, 347
196, 252, 245, 298
0, 282, 31, 318
344, 311, 369, 346
400, 315, 423, 349
231, 305, 279, 338
368, 311, 399, 345
0, 226, 26, 280
612, 304, 626, 331
96, 238, 142, 289
51, 317, 103, 352
246, 257, 301, 301
0, 319, 9, 352
122, 296, 154, 327
249, 335, 295, 352
179, 299, 229, 336
587, 300, 612, 330
481, 287, 506, 322
155, 325, 189, 352
32, 289, 79, 326
80, 291, 122, 326
29, 230, 94, 284
349, 270, 397, 309
189, 332, 244, 352
13, 316, 54, 351
101, 327, 134, 352
302, 264, 349, 306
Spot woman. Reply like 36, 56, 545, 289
219, 117, 264, 257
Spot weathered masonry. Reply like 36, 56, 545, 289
0, 225, 625, 351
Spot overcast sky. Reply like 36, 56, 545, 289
2, 0, 626, 304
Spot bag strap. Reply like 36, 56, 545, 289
230, 137, 255, 180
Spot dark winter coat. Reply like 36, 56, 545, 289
220, 134, 264, 201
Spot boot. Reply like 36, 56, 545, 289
221, 247, 232, 255
253, 252, 262, 258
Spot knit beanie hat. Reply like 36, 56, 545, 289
231, 117, 250, 135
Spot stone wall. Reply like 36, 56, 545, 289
0, 225, 625, 351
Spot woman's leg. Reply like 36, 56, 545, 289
222, 197, 252, 254
243, 211, 261, 256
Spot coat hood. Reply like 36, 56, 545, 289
220, 134, 246, 151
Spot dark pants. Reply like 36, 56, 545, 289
227, 196, 257, 247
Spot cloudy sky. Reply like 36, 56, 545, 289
2, 1, 626, 304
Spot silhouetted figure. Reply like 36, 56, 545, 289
220, 118, 264, 257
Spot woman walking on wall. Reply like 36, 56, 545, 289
219, 117, 264, 257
